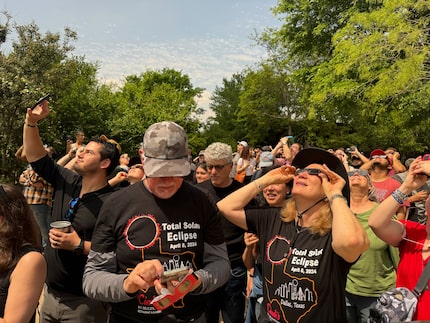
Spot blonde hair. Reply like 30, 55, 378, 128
280, 198, 332, 236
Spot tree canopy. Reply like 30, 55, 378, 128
0, 18, 205, 183
2, 1, 430, 182
205, 0, 430, 156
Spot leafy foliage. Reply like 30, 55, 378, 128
0, 19, 203, 183
203, 73, 245, 148
109, 68, 204, 154
309, 0, 430, 154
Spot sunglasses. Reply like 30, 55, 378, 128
347, 170, 369, 177
371, 155, 387, 159
295, 168, 323, 176
207, 163, 229, 171
66, 197, 80, 222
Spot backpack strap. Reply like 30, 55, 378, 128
414, 261, 430, 296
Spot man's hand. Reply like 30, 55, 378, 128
26, 100, 50, 125
49, 226, 81, 251
123, 259, 163, 294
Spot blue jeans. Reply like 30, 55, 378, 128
345, 291, 378, 323
205, 264, 247, 323
30, 204, 51, 248
246, 265, 263, 323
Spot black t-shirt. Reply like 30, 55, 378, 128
246, 208, 351, 323
91, 180, 225, 321
31, 155, 115, 295
197, 179, 245, 266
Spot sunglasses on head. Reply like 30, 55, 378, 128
295, 168, 323, 176
347, 170, 369, 177
371, 155, 387, 159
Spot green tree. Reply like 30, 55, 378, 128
309, 0, 430, 154
204, 73, 245, 148
0, 19, 113, 182
110, 68, 204, 154
238, 63, 304, 146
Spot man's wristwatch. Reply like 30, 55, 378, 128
73, 238, 84, 255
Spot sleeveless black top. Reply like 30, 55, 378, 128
0, 244, 40, 322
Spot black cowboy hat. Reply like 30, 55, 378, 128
292, 147, 350, 204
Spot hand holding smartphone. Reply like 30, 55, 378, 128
31, 93, 50, 110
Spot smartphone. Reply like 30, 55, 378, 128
31, 93, 50, 110
160, 267, 190, 284
423, 154, 430, 161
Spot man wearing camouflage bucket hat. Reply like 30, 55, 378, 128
84, 121, 230, 322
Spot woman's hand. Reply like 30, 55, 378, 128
263, 165, 295, 185
403, 158, 429, 194
320, 164, 345, 198
244, 232, 259, 258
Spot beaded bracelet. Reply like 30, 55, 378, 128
391, 189, 405, 204
394, 189, 408, 200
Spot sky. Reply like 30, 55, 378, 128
3, 0, 281, 119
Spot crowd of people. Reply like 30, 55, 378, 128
2, 96, 430, 323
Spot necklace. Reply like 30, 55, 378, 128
296, 197, 327, 219
295, 196, 326, 233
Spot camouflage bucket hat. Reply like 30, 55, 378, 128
143, 121, 190, 177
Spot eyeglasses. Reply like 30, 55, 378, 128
66, 197, 80, 222
371, 155, 387, 159
295, 168, 323, 176
207, 163, 229, 171
347, 170, 369, 177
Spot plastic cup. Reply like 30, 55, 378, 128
50, 220, 71, 233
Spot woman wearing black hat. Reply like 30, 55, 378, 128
217, 148, 369, 323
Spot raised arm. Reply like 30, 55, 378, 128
23, 101, 50, 162
217, 165, 295, 230
320, 165, 370, 263
369, 157, 428, 246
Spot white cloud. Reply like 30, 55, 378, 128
76, 36, 268, 120
6, 0, 280, 122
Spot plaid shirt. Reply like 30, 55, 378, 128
19, 166, 54, 207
